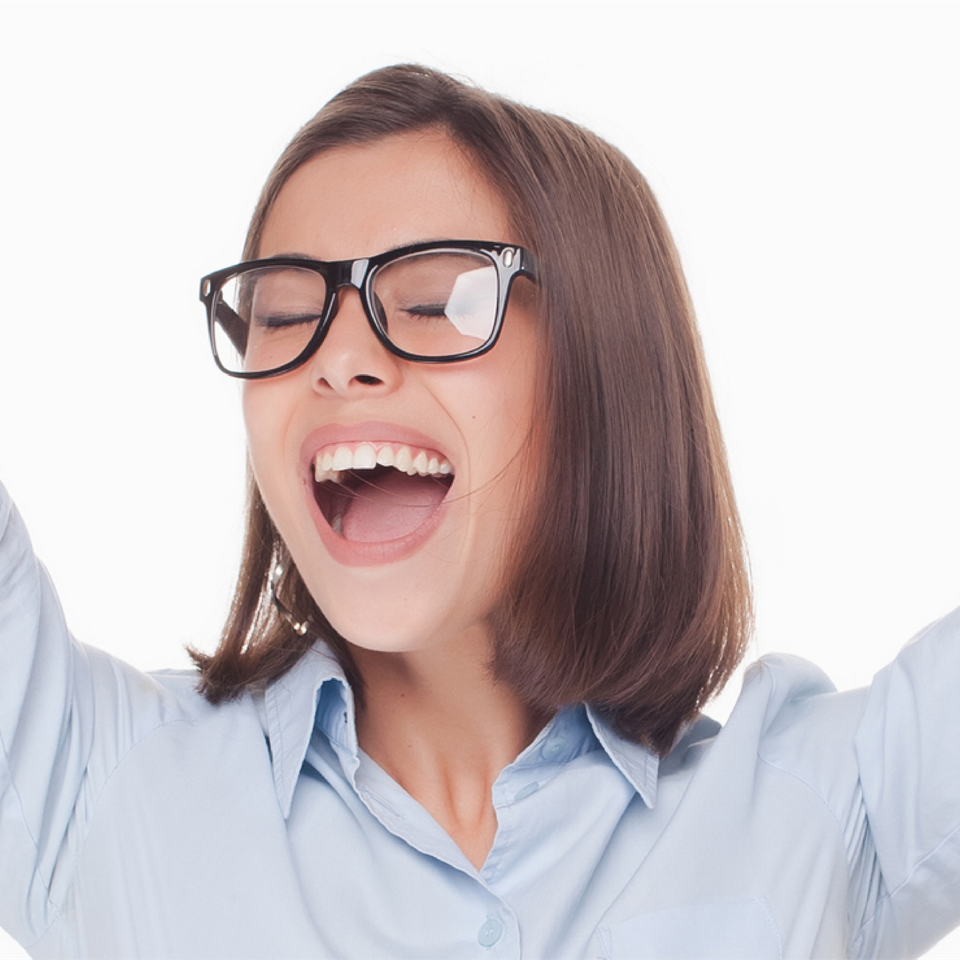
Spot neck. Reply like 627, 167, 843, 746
351, 627, 546, 869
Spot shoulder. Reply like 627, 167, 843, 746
677, 654, 871, 821
73, 650, 266, 788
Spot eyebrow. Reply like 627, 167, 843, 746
265, 252, 321, 262
263, 238, 454, 262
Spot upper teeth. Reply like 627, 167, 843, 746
314, 443, 453, 483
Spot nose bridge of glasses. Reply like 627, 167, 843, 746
324, 256, 370, 297
324, 257, 369, 312
319, 256, 387, 353
326, 257, 374, 326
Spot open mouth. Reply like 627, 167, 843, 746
312, 442, 454, 544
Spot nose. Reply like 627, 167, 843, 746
306, 286, 401, 397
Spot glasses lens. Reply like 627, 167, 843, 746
212, 265, 328, 375
371, 250, 499, 358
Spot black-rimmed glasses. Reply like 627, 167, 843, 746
199, 240, 538, 379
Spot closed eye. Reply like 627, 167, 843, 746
256, 312, 323, 329
398, 303, 448, 321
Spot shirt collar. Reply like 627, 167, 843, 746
262, 643, 660, 818
584, 704, 659, 807
262, 642, 354, 819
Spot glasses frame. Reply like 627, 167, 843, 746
199, 239, 539, 379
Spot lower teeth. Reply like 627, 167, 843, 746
331, 514, 343, 536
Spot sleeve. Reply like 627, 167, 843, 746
852, 606, 960, 957
0, 483, 192, 953
0, 483, 93, 945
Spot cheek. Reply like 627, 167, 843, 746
241, 383, 297, 504
446, 349, 541, 541
241, 387, 270, 473
483, 335, 541, 467
494, 334, 545, 525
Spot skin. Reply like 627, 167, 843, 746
243, 130, 545, 868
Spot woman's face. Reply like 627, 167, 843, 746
243, 131, 540, 654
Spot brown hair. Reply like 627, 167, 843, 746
190, 64, 752, 754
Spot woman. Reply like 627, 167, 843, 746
1, 64, 957, 958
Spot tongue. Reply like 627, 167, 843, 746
340, 470, 448, 543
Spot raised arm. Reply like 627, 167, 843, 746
0, 483, 97, 945
0, 483, 184, 951
852, 607, 960, 957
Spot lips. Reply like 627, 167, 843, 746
300, 424, 456, 567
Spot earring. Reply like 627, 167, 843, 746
270, 562, 311, 637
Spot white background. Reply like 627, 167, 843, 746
0, 2, 957, 957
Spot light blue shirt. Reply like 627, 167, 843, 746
1, 481, 959, 959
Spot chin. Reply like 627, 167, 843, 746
292, 535, 500, 658
314, 583, 472, 655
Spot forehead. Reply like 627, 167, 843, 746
259, 131, 513, 261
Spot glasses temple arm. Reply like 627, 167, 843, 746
215, 302, 249, 355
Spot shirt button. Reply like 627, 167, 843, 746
540, 737, 566, 761
514, 781, 540, 801
477, 917, 503, 947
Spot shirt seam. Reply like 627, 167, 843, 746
0, 725, 67, 946
851, 819, 960, 953
0, 552, 65, 945
44, 715, 190, 929
756, 751, 872, 950
268, 680, 288, 802
754, 893, 785, 958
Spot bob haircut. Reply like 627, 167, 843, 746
191, 64, 752, 755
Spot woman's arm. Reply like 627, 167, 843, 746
851, 608, 960, 957
0, 482, 95, 946
0, 484, 182, 952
